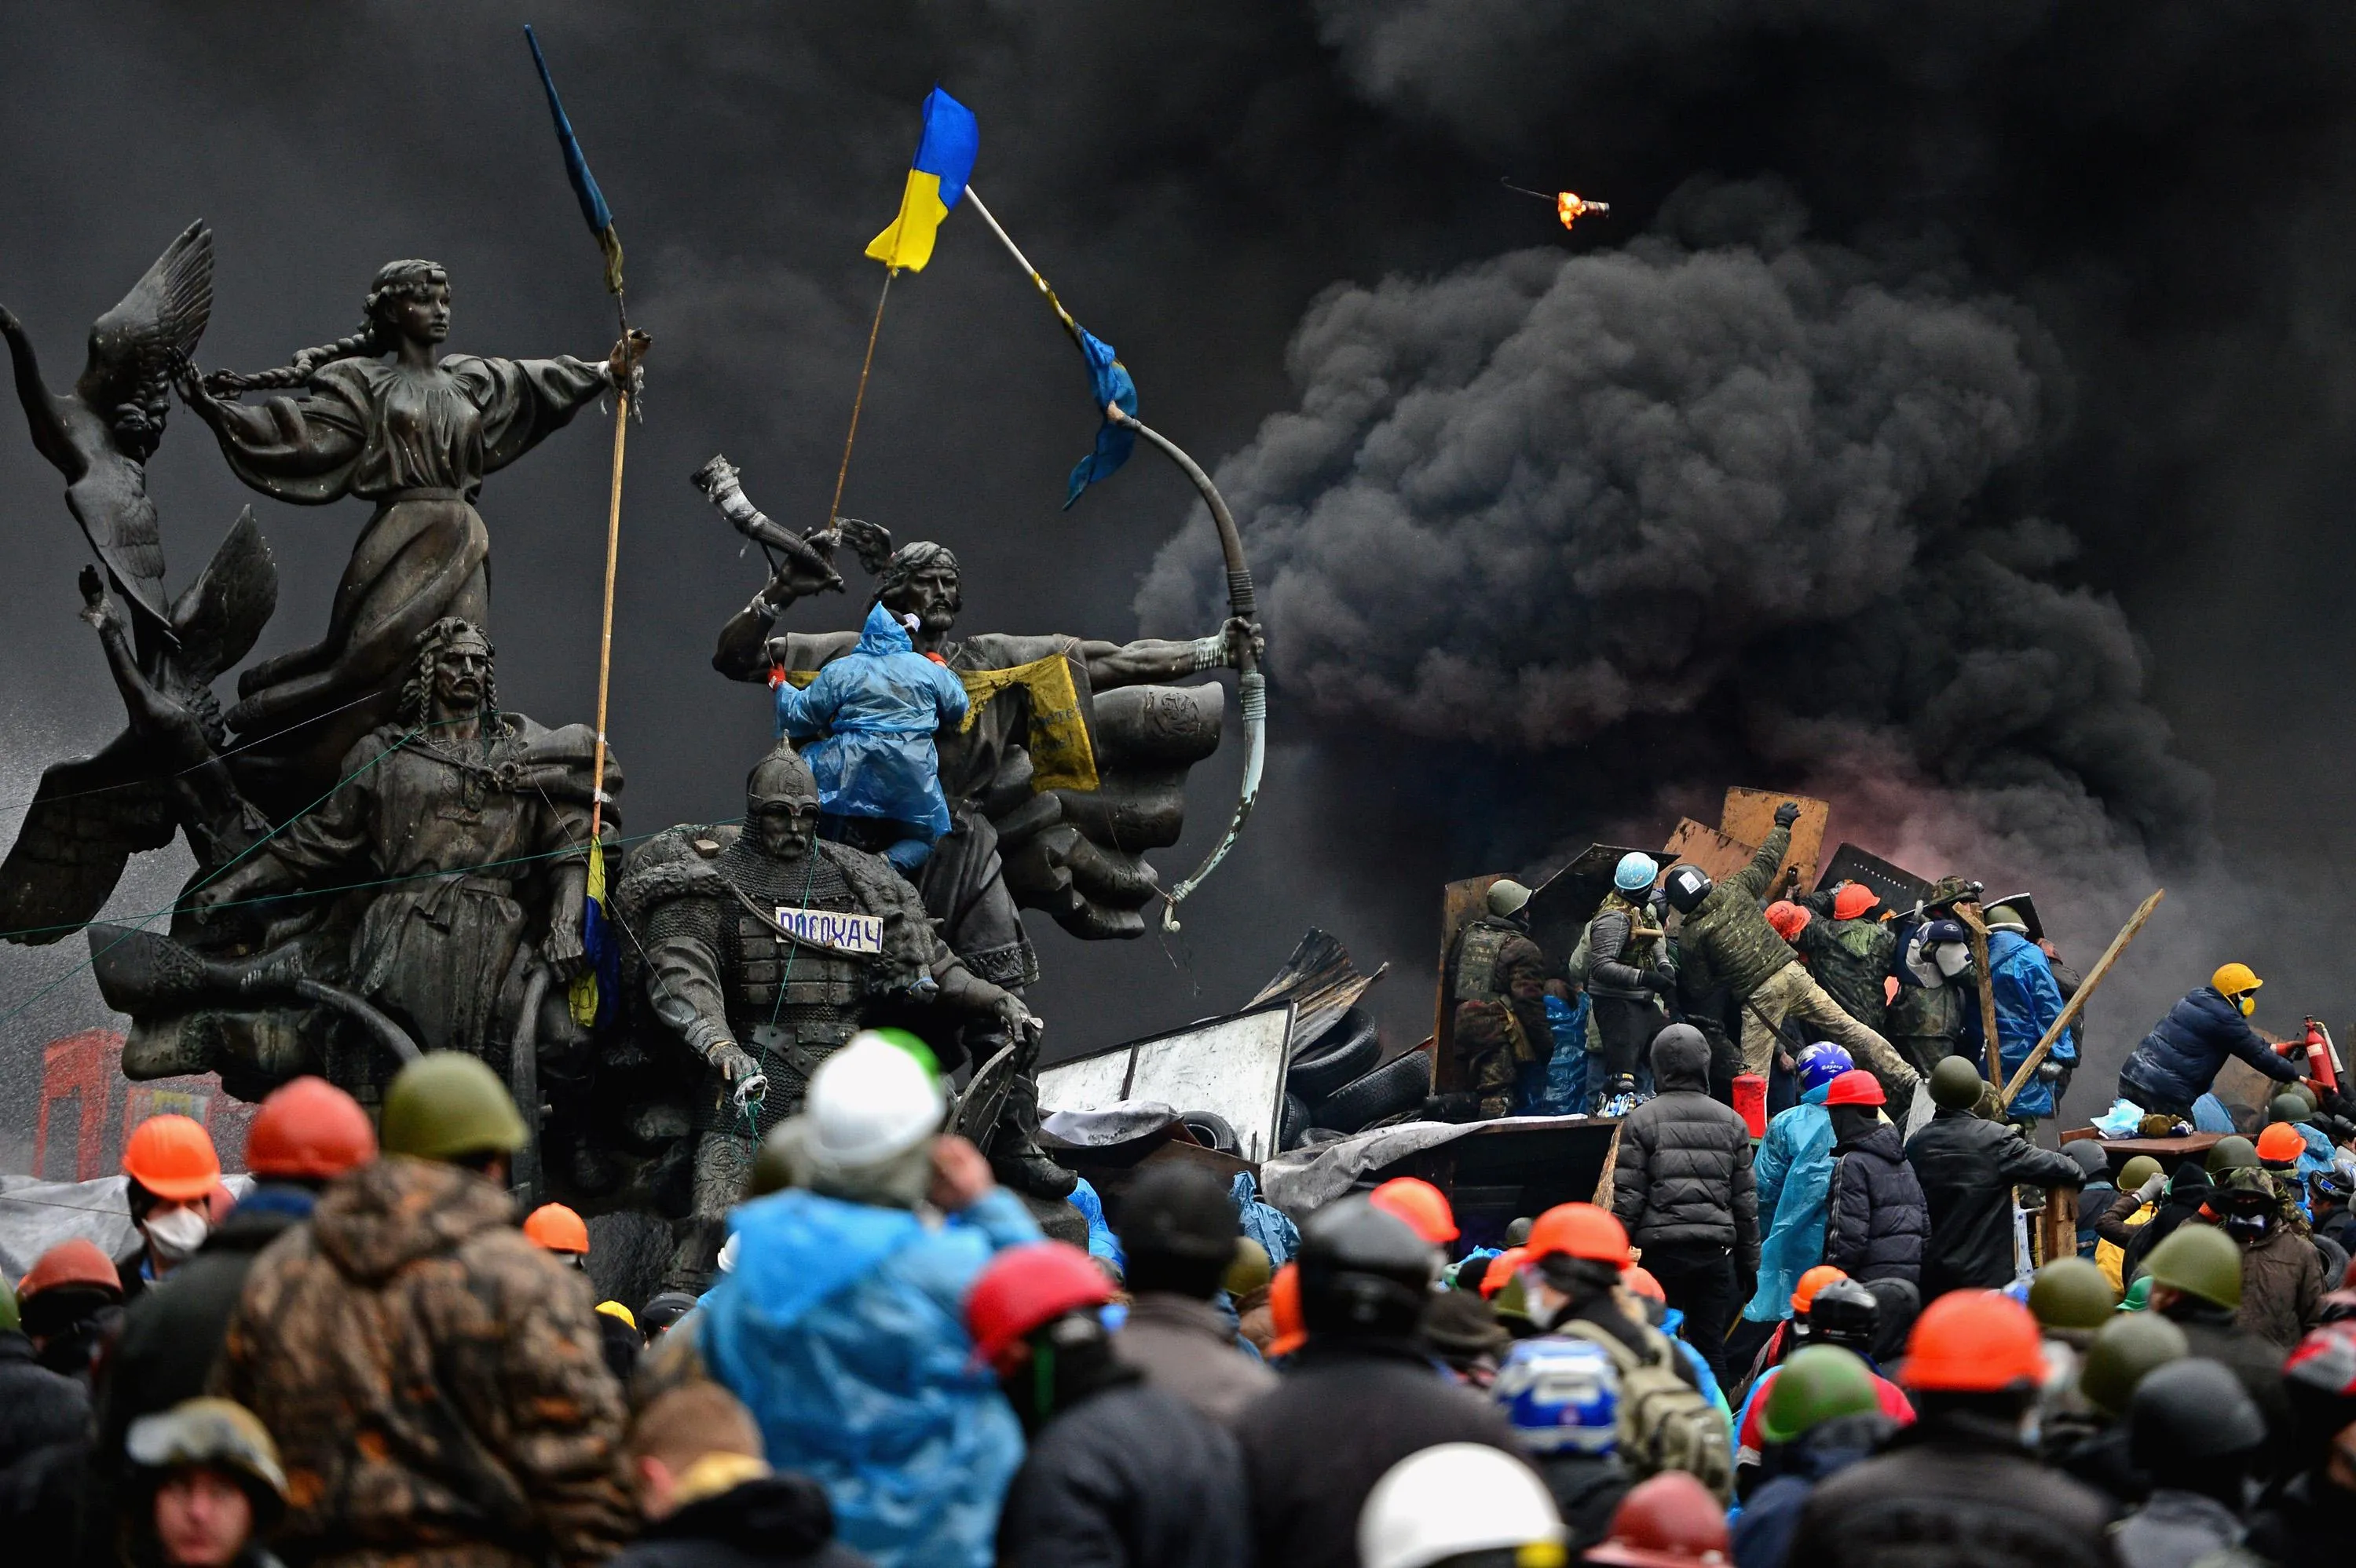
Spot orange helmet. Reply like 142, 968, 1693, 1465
1622, 1266, 1666, 1303
1765, 901, 1811, 941
123, 1114, 223, 1201
522, 1202, 591, 1255
1268, 1262, 1307, 1357
246, 1076, 378, 1181
1480, 1247, 1527, 1300
1369, 1177, 1460, 1245
1792, 1263, 1849, 1315
18, 1237, 123, 1301
1831, 884, 1879, 922
2257, 1123, 2307, 1166
1897, 1288, 2047, 1393
1524, 1202, 1630, 1267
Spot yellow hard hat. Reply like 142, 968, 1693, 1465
2211, 963, 2263, 999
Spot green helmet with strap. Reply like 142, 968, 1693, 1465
379, 1052, 529, 1162
1760, 1346, 1880, 1446
1930, 1055, 1988, 1112
2029, 1257, 2119, 1331
2145, 1223, 2244, 1311
2078, 1311, 2188, 1419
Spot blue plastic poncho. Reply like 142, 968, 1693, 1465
1230, 1170, 1301, 1267
776, 602, 970, 836
1526, 992, 1591, 1114
1742, 1084, 1837, 1323
1959, 930, 2076, 1120
700, 1186, 1041, 1568
1068, 1176, 1125, 1273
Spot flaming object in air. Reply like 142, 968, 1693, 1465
1502, 178, 1612, 231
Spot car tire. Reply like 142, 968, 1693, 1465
1286, 1008, 1383, 1100
1279, 1091, 1311, 1151
1312, 1050, 1434, 1134
1180, 1110, 1240, 1155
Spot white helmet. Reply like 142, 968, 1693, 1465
1359, 1443, 1564, 1568
804, 1032, 945, 1171
1487, 879, 1533, 919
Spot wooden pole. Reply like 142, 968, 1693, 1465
1959, 904, 2004, 1088
587, 386, 627, 842
825, 268, 895, 533
2000, 888, 2168, 1109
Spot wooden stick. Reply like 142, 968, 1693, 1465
825, 268, 894, 532
1999, 887, 2168, 1109
587, 386, 627, 843
1959, 904, 2004, 1087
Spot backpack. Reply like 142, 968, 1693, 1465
1557, 1319, 1734, 1501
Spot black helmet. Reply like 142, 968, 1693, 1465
1802, 1277, 1879, 1354
1297, 1197, 1436, 1340
1663, 865, 1713, 915
2128, 1358, 2267, 1475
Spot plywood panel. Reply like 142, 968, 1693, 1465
1659, 818, 1759, 885
1721, 788, 1831, 890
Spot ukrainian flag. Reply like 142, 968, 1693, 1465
567, 839, 620, 1029
865, 87, 979, 273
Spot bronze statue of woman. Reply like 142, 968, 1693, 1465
174, 259, 644, 814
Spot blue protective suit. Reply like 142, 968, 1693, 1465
1743, 1086, 1837, 1324
1230, 1170, 1301, 1267
1068, 1175, 1125, 1273
1529, 992, 1592, 1114
775, 602, 969, 837
1959, 929, 2076, 1120
700, 1186, 1041, 1568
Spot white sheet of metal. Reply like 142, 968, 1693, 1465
1039, 1003, 1296, 1162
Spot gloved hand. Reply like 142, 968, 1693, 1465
709, 1041, 762, 1086
1773, 801, 1802, 828
2136, 1171, 2168, 1204
1646, 970, 1678, 995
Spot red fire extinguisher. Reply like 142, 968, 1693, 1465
2301, 1018, 2343, 1093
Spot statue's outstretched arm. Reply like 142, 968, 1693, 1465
1074, 616, 1265, 691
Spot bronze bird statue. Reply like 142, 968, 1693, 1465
0, 219, 213, 635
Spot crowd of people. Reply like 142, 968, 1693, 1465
7, 842, 2356, 1566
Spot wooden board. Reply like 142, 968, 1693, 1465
1432, 875, 1507, 1092
1721, 788, 1831, 891
1659, 818, 1759, 884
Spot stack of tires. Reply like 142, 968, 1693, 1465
1275, 1007, 1431, 1152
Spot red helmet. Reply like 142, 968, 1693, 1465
1765, 901, 1811, 942
18, 1237, 123, 1301
1370, 1177, 1460, 1245
123, 1114, 223, 1201
1622, 1266, 1666, 1303
522, 1203, 591, 1255
1524, 1203, 1630, 1267
1585, 1471, 1732, 1567
964, 1241, 1116, 1371
246, 1076, 377, 1180
1898, 1289, 2047, 1393
1823, 1069, 1886, 1109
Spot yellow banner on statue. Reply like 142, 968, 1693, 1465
773, 653, 1099, 794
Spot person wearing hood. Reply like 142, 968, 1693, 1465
2109, 1358, 2267, 1568
612, 1381, 869, 1568
214, 1054, 633, 1568
0, 1275, 92, 1557
90, 1080, 378, 1568
2119, 964, 2306, 1123
1820, 1072, 1930, 1293
117, 1114, 227, 1302
697, 1034, 1041, 1568
1731, 1347, 1899, 1568
1608, 1025, 1760, 1384
1952, 905, 2076, 1128
1904, 1057, 2087, 1300
773, 601, 969, 875
1741, 1045, 1855, 1335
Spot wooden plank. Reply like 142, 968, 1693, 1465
1659, 818, 1758, 885
1999, 889, 2167, 1110
1958, 904, 2006, 1088
1721, 788, 1831, 890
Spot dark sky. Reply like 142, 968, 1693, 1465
8, 2, 2356, 1159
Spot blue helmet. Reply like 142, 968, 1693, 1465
1613, 852, 1659, 894
1491, 1337, 1620, 1455
1796, 1043, 1853, 1095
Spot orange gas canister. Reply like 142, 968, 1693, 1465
1732, 1073, 1768, 1139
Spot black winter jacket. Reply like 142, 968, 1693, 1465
998, 1379, 1248, 1568
1585, 894, 1671, 1003
0, 1331, 89, 1559
1787, 1411, 2116, 1568
1904, 1111, 2085, 1298
1730, 1410, 1893, 1568
609, 1471, 869, 1568
1824, 1117, 1929, 1286
1239, 1338, 1520, 1568
2244, 1468, 2356, 1568
1610, 1033, 1760, 1270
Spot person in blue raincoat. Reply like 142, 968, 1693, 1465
775, 601, 969, 873
1959, 916, 2076, 1124
1742, 1044, 1853, 1327
698, 1035, 1040, 1568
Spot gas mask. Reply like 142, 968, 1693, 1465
2233, 992, 2257, 1018
1931, 943, 1974, 981
141, 1202, 210, 1265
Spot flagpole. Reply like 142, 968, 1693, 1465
588, 382, 627, 845
963, 186, 1081, 342
826, 268, 895, 531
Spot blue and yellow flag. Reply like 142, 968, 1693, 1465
524, 25, 624, 295
1063, 325, 1138, 509
865, 87, 979, 273
568, 839, 621, 1029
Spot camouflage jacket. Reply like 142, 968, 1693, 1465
1676, 823, 1797, 1000
214, 1157, 633, 1568
1793, 897, 1897, 1030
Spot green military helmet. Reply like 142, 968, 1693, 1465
1930, 1055, 1989, 1113
2078, 1311, 2190, 1419
2117, 1156, 2164, 1194
2205, 1136, 2259, 1177
379, 1051, 529, 1162
1227, 1236, 1274, 1299
1984, 905, 2030, 933
2029, 1257, 2120, 1332
2145, 1223, 2244, 1311
1491, 1268, 1532, 1325
1505, 1216, 1535, 1248
1760, 1346, 1881, 1446
2269, 1094, 2312, 1126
